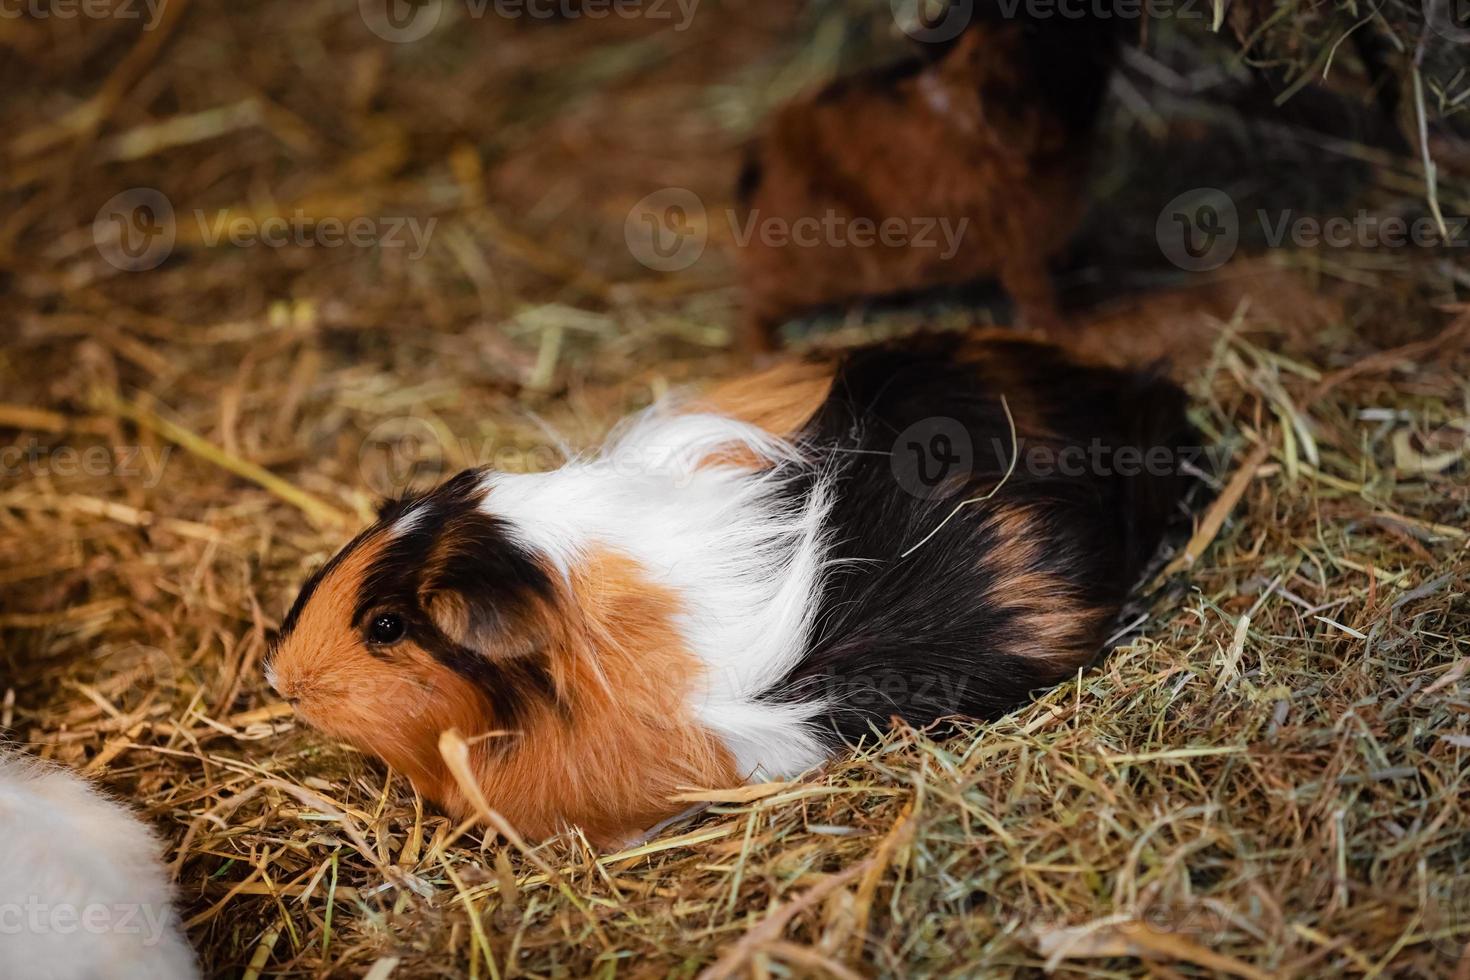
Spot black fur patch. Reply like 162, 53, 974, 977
735, 154, 763, 206
278, 467, 558, 724
773, 334, 1197, 744
276, 523, 378, 644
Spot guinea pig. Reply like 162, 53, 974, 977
266, 331, 1196, 848
0, 750, 198, 980
732, 12, 1122, 350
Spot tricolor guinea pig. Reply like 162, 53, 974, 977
734, 12, 1121, 350
266, 332, 1196, 847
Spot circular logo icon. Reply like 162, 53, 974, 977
93, 188, 175, 272
624, 187, 707, 272
1425, 0, 1470, 42
358, 416, 447, 499
1156, 187, 1239, 272
891, 0, 973, 44
91, 644, 180, 712
890, 417, 974, 500
359, 0, 444, 42
1425, 880, 1470, 958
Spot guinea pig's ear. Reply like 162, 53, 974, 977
417, 512, 555, 659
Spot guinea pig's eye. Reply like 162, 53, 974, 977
366, 612, 407, 646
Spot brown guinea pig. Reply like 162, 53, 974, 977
266, 331, 1196, 848
733, 14, 1120, 350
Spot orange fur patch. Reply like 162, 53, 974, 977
274, 533, 740, 847
433, 547, 740, 845
693, 357, 834, 439
686, 357, 834, 470
979, 505, 1110, 677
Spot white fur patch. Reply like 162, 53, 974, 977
482, 404, 835, 779
0, 751, 198, 980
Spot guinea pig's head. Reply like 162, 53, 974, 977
265, 467, 738, 845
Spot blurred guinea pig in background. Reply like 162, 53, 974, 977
266, 331, 1198, 848
733, 8, 1122, 350
0, 751, 198, 980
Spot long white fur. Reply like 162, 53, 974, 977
470, 406, 837, 779
0, 751, 198, 980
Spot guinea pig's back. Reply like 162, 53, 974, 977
771, 333, 1197, 741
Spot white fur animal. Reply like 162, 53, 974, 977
0, 751, 198, 980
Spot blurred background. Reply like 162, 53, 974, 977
4, 0, 1466, 377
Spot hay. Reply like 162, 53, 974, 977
2, 2, 1469, 976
